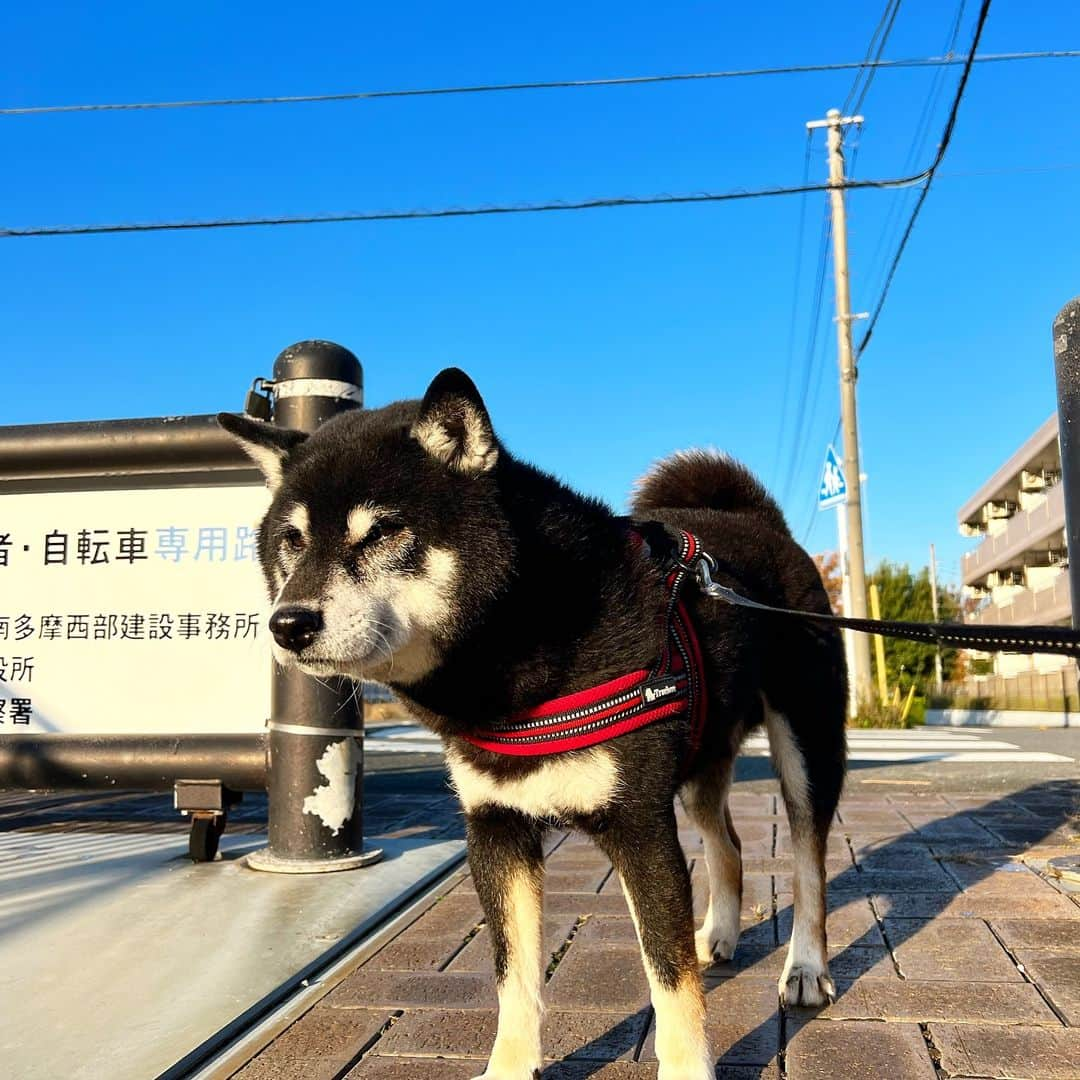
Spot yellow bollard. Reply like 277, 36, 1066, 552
869, 583, 889, 706
900, 683, 917, 724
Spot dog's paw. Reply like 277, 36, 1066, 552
695, 927, 736, 967
470, 1071, 540, 1080
656, 1061, 715, 1080
472, 1034, 542, 1079
470, 1055, 541, 1080
778, 960, 836, 1007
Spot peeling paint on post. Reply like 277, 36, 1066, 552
302, 739, 360, 836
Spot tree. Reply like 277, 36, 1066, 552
813, 551, 844, 613
870, 560, 964, 692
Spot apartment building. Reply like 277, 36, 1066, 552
958, 413, 1070, 677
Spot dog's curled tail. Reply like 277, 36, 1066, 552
631, 449, 790, 534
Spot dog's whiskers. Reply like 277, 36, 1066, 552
365, 626, 396, 676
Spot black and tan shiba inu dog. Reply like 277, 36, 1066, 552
220, 369, 847, 1080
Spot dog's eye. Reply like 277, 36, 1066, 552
283, 527, 305, 552
352, 520, 399, 553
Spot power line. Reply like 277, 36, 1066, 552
862, 0, 967, 324
800, 1, 968, 547
789, 229, 835, 517
2, 49, 1075, 117
0, 4, 1029, 243
802, 2, 979, 548
843, 0, 896, 113
781, 208, 832, 506
844, 0, 904, 115
778, 1, 894, 504
773, 131, 814, 491
782, 0, 900, 504
799, 265, 840, 494
856, 0, 993, 359
800, 416, 843, 545
781, 207, 831, 503
908, 0, 969, 172
0, 172, 934, 239
800, 2, 977, 547
853, 0, 904, 114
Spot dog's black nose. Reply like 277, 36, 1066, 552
269, 606, 323, 652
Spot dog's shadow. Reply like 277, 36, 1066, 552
540, 779, 1076, 1077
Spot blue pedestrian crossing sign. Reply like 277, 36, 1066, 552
818, 445, 847, 509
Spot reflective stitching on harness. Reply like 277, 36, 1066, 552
494, 687, 646, 731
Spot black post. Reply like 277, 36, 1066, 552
246, 341, 382, 873
1054, 299, 1080, 629
1053, 298, 1080, 732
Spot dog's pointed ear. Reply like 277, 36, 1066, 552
411, 368, 499, 474
217, 413, 307, 491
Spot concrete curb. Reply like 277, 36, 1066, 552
926, 708, 1074, 728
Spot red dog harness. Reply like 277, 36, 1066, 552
460, 530, 708, 765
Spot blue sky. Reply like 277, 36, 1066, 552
2, 1, 1078, 589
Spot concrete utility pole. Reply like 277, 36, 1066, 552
807, 107, 873, 707
929, 543, 944, 694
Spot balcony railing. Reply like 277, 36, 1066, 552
966, 571, 1072, 627
961, 481, 1066, 585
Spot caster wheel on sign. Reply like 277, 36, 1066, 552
188, 813, 226, 862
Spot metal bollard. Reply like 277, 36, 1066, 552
246, 341, 383, 873
1053, 299, 1080, 634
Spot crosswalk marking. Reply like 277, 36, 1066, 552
363, 724, 1075, 764
745, 737, 1032, 751
742, 734, 1073, 762
741, 729, 1072, 764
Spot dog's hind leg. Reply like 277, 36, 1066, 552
466, 806, 546, 1080
682, 759, 742, 966
602, 808, 712, 1080
763, 696, 843, 1007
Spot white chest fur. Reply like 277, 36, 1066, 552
445, 745, 621, 819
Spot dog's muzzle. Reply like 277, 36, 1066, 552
269, 606, 323, 653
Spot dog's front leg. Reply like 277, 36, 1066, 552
602, 812, 712, 1080
466, 805, 545, 1080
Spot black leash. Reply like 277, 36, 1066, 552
688, 550, 1080, 659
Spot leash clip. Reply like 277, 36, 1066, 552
672, 546, 723, 598
689, 551, 728, 600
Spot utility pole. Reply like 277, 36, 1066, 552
929, 543, 944, 693
807, 107, 873, 707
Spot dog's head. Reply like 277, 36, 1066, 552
219, 368, 512, 685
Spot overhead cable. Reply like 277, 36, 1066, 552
856, 0, 993, 358
844, 0, 904, 115
1, 48, 1074, 116
0, 171, 941, 239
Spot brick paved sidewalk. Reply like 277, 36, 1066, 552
232, 779, 1080, 1080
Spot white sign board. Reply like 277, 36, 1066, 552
0, 484, 271, 734
818, 444, 847, 510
